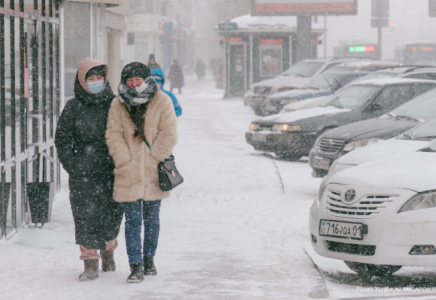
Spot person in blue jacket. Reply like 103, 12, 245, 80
151, 68, 182, 117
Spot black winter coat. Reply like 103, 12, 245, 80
55, 77, 123, 250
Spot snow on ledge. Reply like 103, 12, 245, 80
228, 14, 326, 30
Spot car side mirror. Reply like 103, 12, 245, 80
366, 103, 383, 113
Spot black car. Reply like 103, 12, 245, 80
261, 71, 369, 116
309, 87, 436, 177
246, 78, 436, 160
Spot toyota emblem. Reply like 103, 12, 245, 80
343, 189, 356, 203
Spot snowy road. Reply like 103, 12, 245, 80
2, 77, 436, 300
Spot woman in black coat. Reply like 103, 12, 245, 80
55, 58, 124, 281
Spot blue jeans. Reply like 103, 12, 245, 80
124, 200, 161, 265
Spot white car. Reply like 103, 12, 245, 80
310, 140, 436, 276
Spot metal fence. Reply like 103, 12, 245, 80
0, 0, 61, 240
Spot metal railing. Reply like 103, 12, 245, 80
0, 0, 61, 240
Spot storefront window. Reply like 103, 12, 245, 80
259, 39, 283, 78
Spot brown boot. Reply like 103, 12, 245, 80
79, 259, 99, 281
101, 250, 116, 272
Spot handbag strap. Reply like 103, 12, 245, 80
92, 106, 108, 120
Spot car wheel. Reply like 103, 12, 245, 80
275, 152, 302, 161
344, 261, 402, 277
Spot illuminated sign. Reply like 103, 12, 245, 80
252, 0, 358, 16
349, 46, 375, 53
260, 39, 283, 45
226, 37, 243, 43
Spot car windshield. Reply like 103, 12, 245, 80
306, 73, 343, 90
282, 62, 324, 78
387, 89, 436, 122
325, 85, 381, 109
400, 116, 436, 141
353, 72, 397, 83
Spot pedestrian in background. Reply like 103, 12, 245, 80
55, 58, 124, 282
168, 59, 184, 94
196, 59, 206, 81
147, 54, 161, 70
106, 62, 178, 283
152, 68, 182, 117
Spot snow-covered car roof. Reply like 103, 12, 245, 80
226, 14, 326, 31
399, 67, 436, 76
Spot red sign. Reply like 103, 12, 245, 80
260, 39, 283, 45
252, 0, 357, 16
24, 68, 29, 98
226, 37, 243, 43
365, 46, 375, 52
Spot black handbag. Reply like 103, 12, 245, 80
143, 137, 183, 192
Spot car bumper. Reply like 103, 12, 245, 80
246, 131, 317, 155
309, 187, 436, 267
309, 146, 353, 177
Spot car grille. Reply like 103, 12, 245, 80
319, 138, 345, 153
254, 86, 272, 95
326, 241, 376, 256
324, 189, 395, 219
258, 123, 273, 130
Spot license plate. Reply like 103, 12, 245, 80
265, 104, 277, 111
319, 220, 364, 240
252, 134, 267, 142
312, 157, 330, 170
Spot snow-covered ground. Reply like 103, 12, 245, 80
2, 76, 436, 300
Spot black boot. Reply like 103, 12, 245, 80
127, 263, 144, 283
143, 256, 157, 276
101, 250, 116, 272
79, 259, 99, 281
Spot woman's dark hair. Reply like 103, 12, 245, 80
129, 105, 148, 140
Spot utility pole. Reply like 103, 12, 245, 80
371, 0, 389, 60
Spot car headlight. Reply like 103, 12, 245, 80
280, 99, 297, 105
272, 124, 302, 132
249, 123, 260, 131
398, 190, 436, 213
342, 138, 381, 152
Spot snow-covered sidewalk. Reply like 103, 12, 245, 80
1, 76, 329, 299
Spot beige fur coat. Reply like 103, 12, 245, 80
106, 90, 178, 202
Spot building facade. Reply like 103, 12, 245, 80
126, 0, 196, 74
218, 14, 325, 97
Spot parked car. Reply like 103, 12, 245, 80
261, 70, 369, 116
399, 67, 436, 80
310, 138, 436, 277
262, 61, 401, 116
245, 78, 436, 160
281, 65, 434, 113
244, 57, 373, 114
309, 86, 436, 177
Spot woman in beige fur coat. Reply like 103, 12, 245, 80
106, 62, 177, 283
